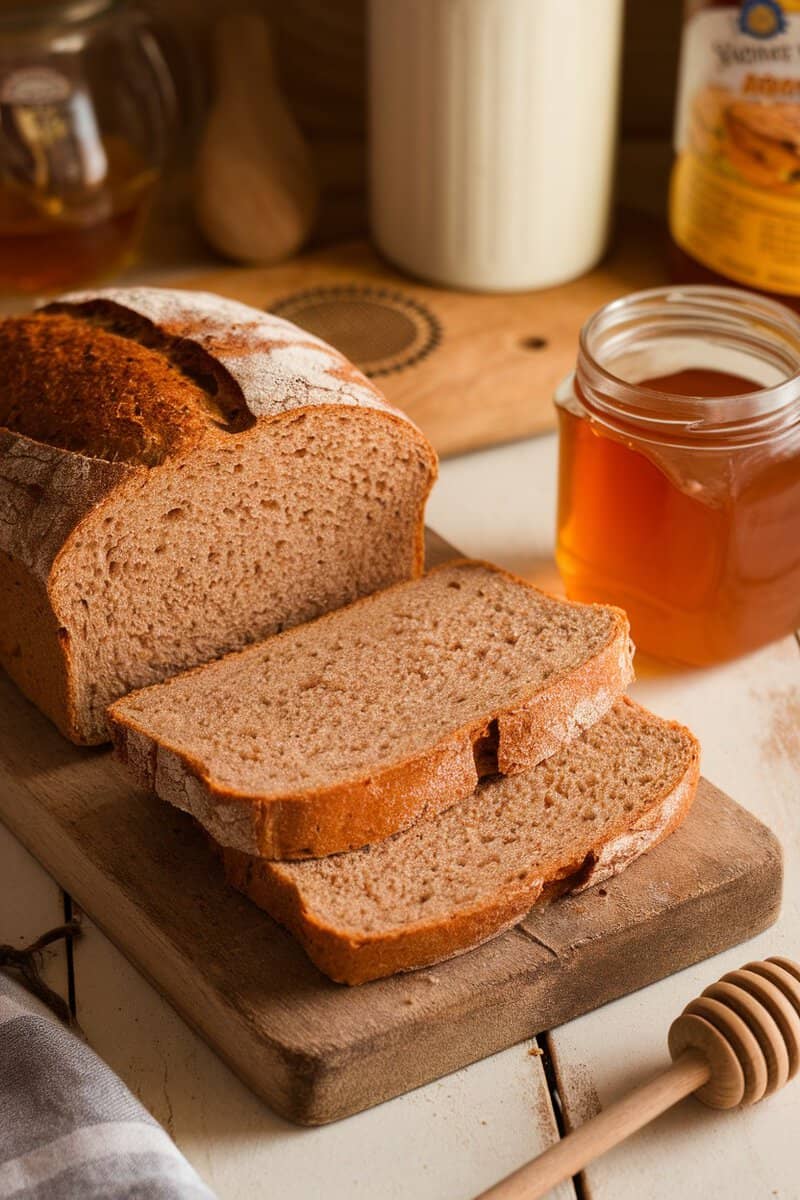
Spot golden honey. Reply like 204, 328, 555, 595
0, 0, 172, 295
555, 287, 800, 665
0, 135, 156, 294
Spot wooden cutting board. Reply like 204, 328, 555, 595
0, 537, 781, 1126
178, 213, 669, 457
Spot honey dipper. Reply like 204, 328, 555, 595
476, 957, 800, 1200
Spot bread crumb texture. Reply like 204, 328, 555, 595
272, 699, 698, 935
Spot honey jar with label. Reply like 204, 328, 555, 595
670, 0, 800, 303
555, 286, 800, 665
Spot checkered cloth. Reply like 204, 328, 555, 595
0, 972, 216, 1199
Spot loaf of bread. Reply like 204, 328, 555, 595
0, 287, 437, 743
108, 561, 633, 859
220, 699, 700, 984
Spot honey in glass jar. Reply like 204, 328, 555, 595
555, 285, 800, 665
0, 0, 175, 294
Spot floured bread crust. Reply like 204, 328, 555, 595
54, 287, 399, 420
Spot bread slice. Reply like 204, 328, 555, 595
0, 287, 436, 744
220, 699, 700, 984
108, 560, 633, 859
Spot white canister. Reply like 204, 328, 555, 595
368, 0, 623, 292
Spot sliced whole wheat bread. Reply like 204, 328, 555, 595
108, 560, 633, 859
0, 288, 436, 744
220, 698, 700, 984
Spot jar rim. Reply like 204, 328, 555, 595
576, 284, 800, 446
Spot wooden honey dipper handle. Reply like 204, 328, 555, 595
476, 1051, 709, 1200
475, 958, 800, 1200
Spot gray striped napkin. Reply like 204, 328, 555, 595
0, 971, 216, 1199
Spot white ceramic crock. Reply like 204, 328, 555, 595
368, 0, 623, 292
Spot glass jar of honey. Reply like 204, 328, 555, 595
0, 0, 176, 295
555, 285, 800, 665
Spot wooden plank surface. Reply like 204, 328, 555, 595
179, 214, 668, 459
0, 615, 780, 1124
72, 917, 574, 1200
0, 825, 70, 1008
548, 630, 800, 1200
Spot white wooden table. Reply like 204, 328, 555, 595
2, 431, 798, 1200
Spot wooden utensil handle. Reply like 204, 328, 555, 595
476, 1051, 709, 1200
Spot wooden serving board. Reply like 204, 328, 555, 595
0, 693, 781, 1126
0, 532, 781, 1126
178, 213, 669, 458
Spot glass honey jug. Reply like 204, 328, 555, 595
0, 0, 176, 294
555, 285, 800, 666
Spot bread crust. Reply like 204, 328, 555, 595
108, 560, 634, 859
0, 429, 145, 740
221, 699, 700, 984
0, 288, 437, 744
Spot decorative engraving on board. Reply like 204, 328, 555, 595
269, 286, 441, 377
